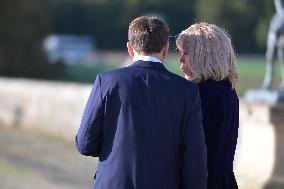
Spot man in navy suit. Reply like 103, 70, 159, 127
76, 16, 207, 189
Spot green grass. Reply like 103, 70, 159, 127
236, 56, 282, 95
164, 54, 183, 76
60, 63, 118, 82
59, 53, 283, 96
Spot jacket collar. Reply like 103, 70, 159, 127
133, 55, 162, 63
130, 60, 168, 71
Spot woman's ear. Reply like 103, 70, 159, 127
127, 42, 135, 57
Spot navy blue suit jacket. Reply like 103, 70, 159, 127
76, 61, 207, 189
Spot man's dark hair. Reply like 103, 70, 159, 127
128, 16, 169, 53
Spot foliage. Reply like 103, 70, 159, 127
0, 0, 65, 78
44, 0, 277, 53
0, 0, 281, 77
47, 0, 195, 49
196, 0, 275, 53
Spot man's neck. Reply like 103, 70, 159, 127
133, 52, 164, 63
133, 55, 162, 63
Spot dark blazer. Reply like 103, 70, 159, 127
76, 60, 207, 189
198, 79, 239, 189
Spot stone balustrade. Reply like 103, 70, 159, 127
0, 78, 92, 140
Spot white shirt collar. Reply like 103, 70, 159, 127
133, 55, 162, 63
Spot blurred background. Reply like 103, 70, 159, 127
0, 0, 283, 189
0, 0, 280, 94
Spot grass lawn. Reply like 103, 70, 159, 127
60, 53, 283, 97
235, 55, 281, 96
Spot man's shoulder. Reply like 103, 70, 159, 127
167, 72, 198, 90
97, 66, 133, 81
101, 66, 131, 76
98, 66, 198, 90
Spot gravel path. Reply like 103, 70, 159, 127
1, 126, 283, 189
0, 126, 98, 189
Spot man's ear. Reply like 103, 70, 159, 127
127, 42, 135, 57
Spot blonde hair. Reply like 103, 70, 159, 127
176, 22, 238, 89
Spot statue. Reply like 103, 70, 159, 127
262, 0, 284, 90
245, 0, 284, 103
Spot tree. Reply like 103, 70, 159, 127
195, 0, 273, 53
48, 0, 196, 50
0, 0, 59, 77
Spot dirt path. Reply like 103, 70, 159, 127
0, 126, 98, 189
2, 125, 283, 189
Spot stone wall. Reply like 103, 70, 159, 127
0, 78, 92, 140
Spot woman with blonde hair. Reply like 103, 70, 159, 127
176, 23, 239, 189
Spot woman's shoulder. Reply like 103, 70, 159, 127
198, 79, 232, 91
198, 79, 239, 101
198, 79, 223, 93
